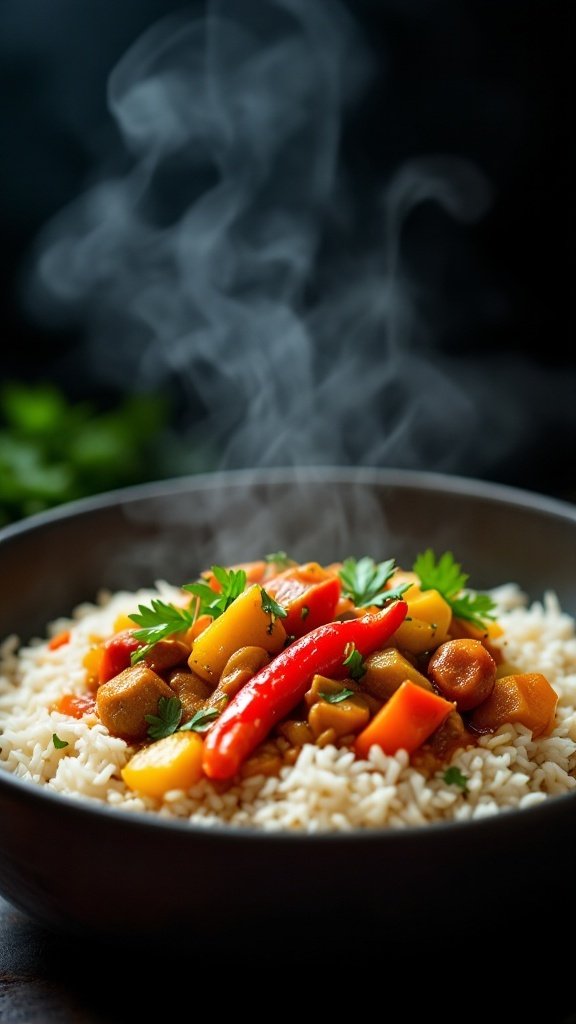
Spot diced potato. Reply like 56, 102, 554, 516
277, 720, 314, 746
305, 675, 369, 739
121, 732, 204, 798
362, 648, 433, 701
389, 588, 452, 654
470, 673, 558, 737
188, 584, 287, 683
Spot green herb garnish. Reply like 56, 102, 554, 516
260, 586, 288, 634
343, 644, 366, 680
339, 557, 411, 608
413, 550, 497, 630
443, 766, 469, 791
184, 565, 247, 619
52, 733, 69, 749
129, 599, 195, 664
320, 687, 355, 704
179, 707, 220, 734
145, 696, 183, 741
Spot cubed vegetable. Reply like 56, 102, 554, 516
355, 679, 454, 758
121, 732, 204, 797
264, 562, 341, 638
388, 588, 452, 654
362, 648, 433, 701
188, 584, 287, 683
469, 672, 558, 737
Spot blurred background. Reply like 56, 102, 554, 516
0, 0, 574, 524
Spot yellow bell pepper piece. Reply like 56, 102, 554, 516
389, 588, 452, 654
188, 584, 287, 683
121, 732, 204, 798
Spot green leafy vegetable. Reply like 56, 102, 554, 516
145, 696, 183, 741
179, 708, 220, 734
320, 687, 355, 704
339, 557, 412, 608
443, 765, 469, 791
343, 644, 366, 680
52, 733, 69, 750
129, 600, 195, 663
184, 566, 247, 619
413, 550, 497, 630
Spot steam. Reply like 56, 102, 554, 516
26, 0, 529, 479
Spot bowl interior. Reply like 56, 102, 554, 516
1, 466, 575, 641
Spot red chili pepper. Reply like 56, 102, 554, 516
202, 599, 408, 780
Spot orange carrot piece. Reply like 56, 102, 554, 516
355, 679, 454, 759
469, 672, 558, 737
55, 693, 97, 719
48, 630, 71, 651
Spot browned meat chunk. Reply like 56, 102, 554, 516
168, 670, 212, 721
145, 639, 191, 675
96, 664, 173, 740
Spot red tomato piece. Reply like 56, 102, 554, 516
264, 563, 341, 638
98, 629, 142, 684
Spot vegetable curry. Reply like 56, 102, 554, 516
53, 551, 558, 798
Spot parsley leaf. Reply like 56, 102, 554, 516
320, 687, 355, 704
443, 766, 469, 791
183, 566, 247, 619
413, 549, 497, 630
260, 586, 288, 630
343, 644, 366, 680
52, 733, 69, 749
129, 599, 195, 664
339, 557, 412, 608
179, 707, 220, 734
145, 696, 183, 741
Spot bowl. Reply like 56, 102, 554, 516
1, 466, 575, 956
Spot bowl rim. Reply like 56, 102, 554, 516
1, 464, 575, 842
0, 465, 575, 545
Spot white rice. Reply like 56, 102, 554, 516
1, 582, 575, 832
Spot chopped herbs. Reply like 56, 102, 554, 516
443, 765, 469, 791
179, 707, 220, 734
320, 687, 355, 704
339, 556, 412, 608
184, 565, 247, 620
260, 587, 287, 622
145, 697, 220, 740
52, 733, 69, 749
413, 549, 497, 630
343, 644, 366, 680
145, 696, 183, 741
129, 599, 196, 664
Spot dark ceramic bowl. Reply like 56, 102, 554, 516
1, 467, 575, 953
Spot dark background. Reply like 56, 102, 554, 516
0, 0, 574, 503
